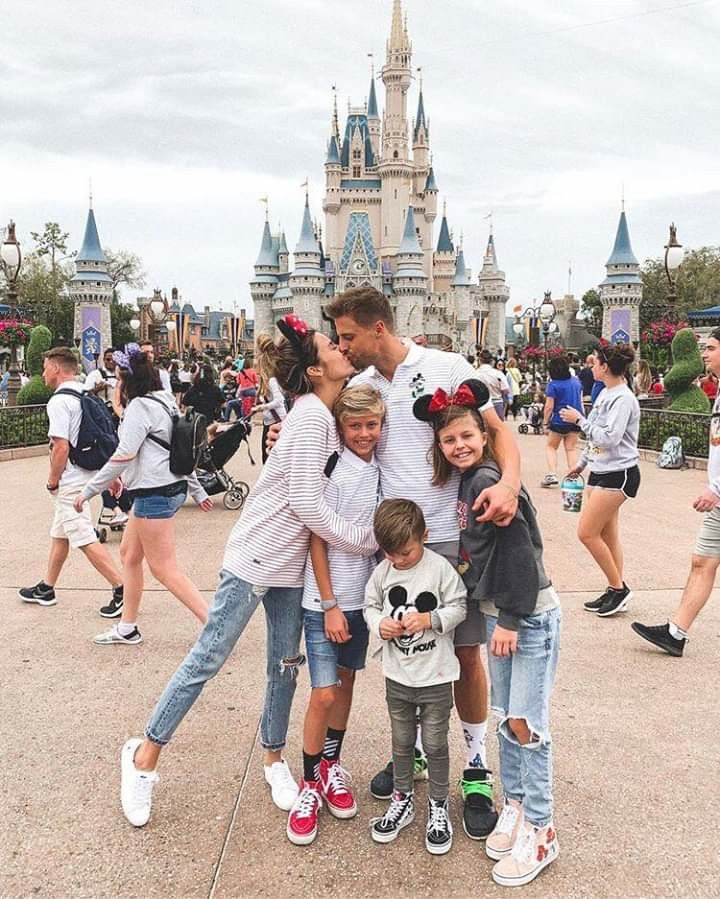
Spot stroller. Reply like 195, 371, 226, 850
518, 402, 544, 435
196, 416, 254, 511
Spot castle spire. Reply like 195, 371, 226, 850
367, 69, 379, 119
436, 204, 453, 253
77, 202, 106, 264
390, 0, 404, 50
606, 209, 638, 266
398, 205, 423, 256
413, 71, 427, 142
295, 192, 320, 255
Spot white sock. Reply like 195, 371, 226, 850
415, 717, 423, 753
461, 720, 488, 768
668, 621, 688, 640
118, 621, 137, 637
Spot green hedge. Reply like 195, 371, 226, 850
638, 409, 710, 458
0, 404, 49, 449
17, 375, 53, 406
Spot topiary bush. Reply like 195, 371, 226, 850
25, 325, 52, 377
17, 374, 54, 406
664, 328, 710, 413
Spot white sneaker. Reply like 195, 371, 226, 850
121, 738, 158, 827
94, 625, 143, 646
110, 511, 129, 526
264, 759, 299, 811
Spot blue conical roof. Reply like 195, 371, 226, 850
77, 208, 106, 263
398, 206, 423, 255
368, 76, 379, 118
425, 166, 438, 192
255, 220, 278, 267
326, 135, 340, 164
278, 230, 289, 255
295, 196, 320, 255
413, 89, 427, 142
436, 213, 453, 253
606, 211, 638, 266
452, 248, 473, 286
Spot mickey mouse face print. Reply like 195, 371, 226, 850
388, 585, 438, 649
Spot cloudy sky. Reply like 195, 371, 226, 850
1, 0, 718, 316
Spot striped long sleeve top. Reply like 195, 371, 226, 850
222, 392, 378, 587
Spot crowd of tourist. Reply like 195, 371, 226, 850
16, 286, 720, 888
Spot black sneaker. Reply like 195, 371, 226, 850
584, 589, 610, 612
631, 622, 686, 657
460, 767, 498, 840
370, 748, 428, 800
99, 585, 124, 619
597, 583, 632, 617
19, 581, 57, 606
370, 790, 415, 843
426, 797, 453, 855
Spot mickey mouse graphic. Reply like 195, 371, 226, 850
388, 585, 438, 650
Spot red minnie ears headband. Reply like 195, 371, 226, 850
413, 379, 490, 424
276, 314, 313, 365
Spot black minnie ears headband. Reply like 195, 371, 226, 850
412, 379, 490, 424
276, 314, 314, 367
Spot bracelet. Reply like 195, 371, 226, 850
498, 481, 520, 500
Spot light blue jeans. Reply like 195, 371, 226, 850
486, 607, 561, 827
145, 571, 304, 751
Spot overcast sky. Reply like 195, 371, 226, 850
1, 0, 718, 316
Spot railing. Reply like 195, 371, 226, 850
0, 404, 49, 450
638, 408, 710, 458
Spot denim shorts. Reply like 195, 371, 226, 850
303, 609, 369, 689
133, 489, 186, 520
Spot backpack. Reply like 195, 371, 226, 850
144, 396, 208, 476
55, 388, 119, 470
656, 436, 685, 470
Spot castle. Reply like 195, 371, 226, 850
250, 0, 510, 352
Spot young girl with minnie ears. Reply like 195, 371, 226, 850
413, 379, 561, 888
118, 316, 378, 829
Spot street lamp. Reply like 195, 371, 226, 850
1, 221, 24, 406
129, 317, 141, 332
539, 291, 557, 377
664, 223, 683, 322
165, 318, 177, 354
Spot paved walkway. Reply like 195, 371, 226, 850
2, 426, 718, 898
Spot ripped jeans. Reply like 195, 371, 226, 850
486, 607, 561, 827
145, 571, 304, 751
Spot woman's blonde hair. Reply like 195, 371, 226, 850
333, 385, 385, 423
255, 331, 318, 397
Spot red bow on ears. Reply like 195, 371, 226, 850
428, 383, 477, 413
283, 314, 308, 336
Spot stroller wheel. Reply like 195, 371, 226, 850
518, 423, 529, 434
237, 481, 250, 499
223, 489, 246, 511
97, 527, 108, 543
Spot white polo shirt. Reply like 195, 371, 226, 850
302, 448, 380, 612
352, 343, 491, 543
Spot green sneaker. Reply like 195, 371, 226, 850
460, 767, 498, 840
370, 749, 428, 800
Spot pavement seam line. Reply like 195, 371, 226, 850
207, 714, 261, 899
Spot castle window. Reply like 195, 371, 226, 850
393, 150, 398, 159
353, 166, 361, 178
353, 148, 361, 160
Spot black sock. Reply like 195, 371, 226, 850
39, 581, 53, 591
322, 727, 345, 763
303, 750, 322, 783
114, 584, 124, 597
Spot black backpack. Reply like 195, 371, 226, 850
55, 388, 119, 470
144, 396, 208, 476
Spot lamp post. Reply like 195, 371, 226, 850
1, 221, 23, 407
149, 294, 166, 354
165, 318, 177, 356
129, 317, 141, 334
664, 223, 684, 323
539, 291, 557, 378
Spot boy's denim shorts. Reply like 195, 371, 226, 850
133, 489, 186, 520
303, 608, 369, 689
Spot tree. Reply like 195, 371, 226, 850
579, 288, 602, 336
105, 249, 146, 301
30, 222, 73, 280
664, 328, 709, 413
640, 246, 720, 330
110, 300, 137, 347
14, 253, 75, 345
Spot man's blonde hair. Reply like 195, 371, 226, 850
333, 385, 385, 424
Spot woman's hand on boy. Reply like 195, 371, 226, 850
324, 606, 350, 643
379, 616, 405, 640
402, 611, 431, 634
490, 624, 518, 657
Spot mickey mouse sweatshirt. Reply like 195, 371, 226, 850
364, 548, 467, 688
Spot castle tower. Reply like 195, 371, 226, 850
432, 201, 455, 295
71, 197, 113, 371
367, 68, 381, 158
451, 243, 473, 329
393, 205, 426, 337
250, 216, 279, 339
477, 230, 510, 351
378, 0, 414, 260
599, 208, 642, 343
289, 193, 325, 331
278, 230, 289, 275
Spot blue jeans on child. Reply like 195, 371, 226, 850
486, 607, 561, 827
145, 571, 304, 750
303, 609, 369, 688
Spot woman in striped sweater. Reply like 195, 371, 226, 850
119, 314, 378, 828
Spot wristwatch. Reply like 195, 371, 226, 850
320, 598, 338, 611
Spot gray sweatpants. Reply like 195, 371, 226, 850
385, 678, 453, 801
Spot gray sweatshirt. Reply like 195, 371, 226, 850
578, 383, 640, 473
364, 548, 467, 688
82, 391, 207, 503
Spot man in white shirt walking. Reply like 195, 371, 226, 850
19, 347, 124, 615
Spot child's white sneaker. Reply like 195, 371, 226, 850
264, 759, 299, 811
492, 820, 559, 887
486, 797, 523, 860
